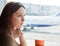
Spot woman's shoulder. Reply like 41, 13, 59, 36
0, 30, 9, 41
0, 30, 15, 46
0, 30, 13, 41
0, 30, 19, 46
0, 31, 8, 46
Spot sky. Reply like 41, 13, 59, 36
7, 0, 60, 6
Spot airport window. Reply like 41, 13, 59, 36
5, 0, 60, 46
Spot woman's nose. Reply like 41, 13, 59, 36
22, 17, 24, 22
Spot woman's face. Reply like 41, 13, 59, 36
11, 7, 25, 28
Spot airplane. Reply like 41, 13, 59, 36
24, 16, 60, 27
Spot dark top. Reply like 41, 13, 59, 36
0, 30, 19, 46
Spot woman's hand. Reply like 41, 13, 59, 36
14, 27, 27, 46
14, 27, 23, 38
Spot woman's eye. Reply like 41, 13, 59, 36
17, 15, 22, 17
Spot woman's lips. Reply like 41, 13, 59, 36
20, 22, 23, 26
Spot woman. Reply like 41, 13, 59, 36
0, 2, 26, 46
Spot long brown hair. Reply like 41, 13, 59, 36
0, 2, 25, 32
